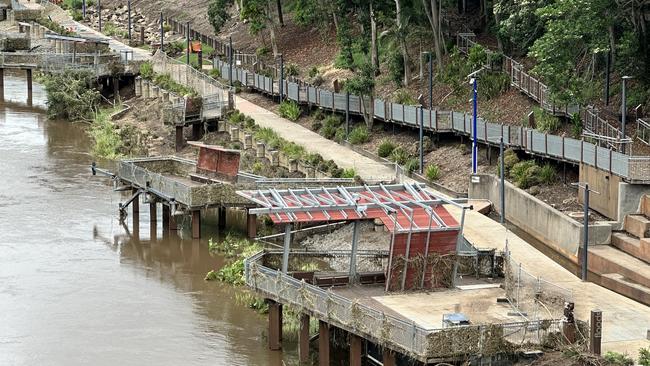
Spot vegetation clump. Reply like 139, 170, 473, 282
425, 164, 441, 181
278, 100, 301, 121
41, 70, 100, 121
348, 126, 369, 145
377, 139, 396, 158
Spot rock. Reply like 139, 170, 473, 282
528, 186, 541, 196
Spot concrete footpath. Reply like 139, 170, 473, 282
236, 97, 396, 182
446, 205, 650, 356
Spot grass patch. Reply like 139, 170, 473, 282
425, 164, 441, 181
377, 139, 396, 158
90, 108, 123, 159
389, 147, 410, 165
278, 100, 301, 121
348, 126, 369, 145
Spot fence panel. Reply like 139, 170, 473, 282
563, 138, 582, 163
582, 142, 596, 166
596, 146, 611, 171
349, 95, 361, 114
334, 93, 347, 112
288, 82, 299, 101
611, 151, 629, 177
308, 87, 317, 104
404, 105, 417, 126
531, 131, 547, 155
392, 103, 404, 123
452, 112, 466, 133
546, 134, 563, 158
320, 90, 333, 110
486, 122, 503, 144
374, 99, 385, 120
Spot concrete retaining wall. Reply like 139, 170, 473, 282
469, 174, 611, 260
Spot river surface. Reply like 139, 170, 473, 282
0, 74, 292, 365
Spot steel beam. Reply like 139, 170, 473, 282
281, 224, 292, 273
349, 221, 360, 283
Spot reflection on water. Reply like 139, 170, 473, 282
0, 75, 291, 365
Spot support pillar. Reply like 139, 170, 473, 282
191, 210, 201, 239
0, 68, 5, 101
218, 206, 226, 230
298, 313, 310, 364
175, 125, 184, 152
318, 321, 330, 366
349, 333, 362, 366
246, 210, 257, 239
132, 188, 140, 237
113, 76, 120, 103
268, 300, 282, 351
162, 204, 170, 236
149, 202, 157, 240
382, 350, 396, 366
26, 69, 32, 105
192, 122, 202, 141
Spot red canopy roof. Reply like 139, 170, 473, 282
237, 183, 460, 233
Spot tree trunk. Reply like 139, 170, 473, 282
395, 0, 410, 86
276, 0, 284, 27
608, 25, 616, 68
267, 0, 279, 56
423, 0, 443, 71
370, 1, 379, 74
494, 7, 503, 51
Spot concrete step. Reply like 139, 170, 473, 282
641, 195, 650, 217
588, 245, 650, 287
624, 214, 650, 239
600, 273, 650, 306
611, 232, 650, 264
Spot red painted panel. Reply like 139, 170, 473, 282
196, 146, 240, 181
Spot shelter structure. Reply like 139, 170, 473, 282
237, 183, 468, 291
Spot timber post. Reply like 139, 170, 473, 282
318, 321, 329, 366
298, 313, 310, 363
175, 125, 184, 152
268, 299, 282, 350
26, 69, 32, 105
246, 209, 257, 239
191, 210, 201, 239
0, 68, 4, 100
350, 333, 362, 366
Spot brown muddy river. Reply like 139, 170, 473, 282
0, 74, 293, 365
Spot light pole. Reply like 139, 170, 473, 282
621, 76, 632, 154
421, 51, 433, 110
160, 12, 164, 52
470, 76, 478, 174
82, 0, 86, 19
418, 94, 424, 174
499, 137, 505, 224
97, 0, 102, 32
127, 0, 132, 40
186, 21, 190, 65
571, 182, 600, 281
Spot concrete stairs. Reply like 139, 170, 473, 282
587, 195, 650, 306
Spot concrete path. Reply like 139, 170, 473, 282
236, 97, 396, 182
445, 205, 650, 356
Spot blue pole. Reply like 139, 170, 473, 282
472, 78, 478, 174
82, 0, 86, 19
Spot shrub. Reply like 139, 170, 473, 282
389, 147, 409, 165
254, 127, 279, 143
393, 89, 417, 105
252, 162, 264, 175
479, 72, 510, 100
311, 108, 324, 121
348, 126, 369, 145
311, 120, 322, 131
90, 109, 122, 159
309, 66, 319, 78
533, 107, 561, 133
342, 168, 356, 178
570, 112, 583, 139
425, 164, 441, 181
281, 142, 306, 159
323, 114, 342, 128
502, 148, 520, 175
209, 68, 221, 79
539, 163, 556, 185
71, 9, 83, 21
330, 167, 344, 178
167, 41, 184, 56
278, 100, 301, 121
229, 110, 245, 124
604, 351, 634, 366
510, 160, 541, 189
256, 46, 270, 57
244, 116, 256, 129
404, 158, 420, 173
639, 347, 650, 366
139, 61, 154, 80
41, 70, 100, 121
305, 153, 323, 167
377, 139, 396, 158
334, 127, 346, 143
285, 63, 299, 77
321, 124, 337, 139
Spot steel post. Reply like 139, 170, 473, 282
228, 36, 233, 87
428, 52, 433, 110
82, 0, 86, 18
218, 206, 226, 230
349, 221, 360, 283
278, 54, 284, 102
500, 137, 505, 224
98, 0, 101, 32
419, 105, 424, 174
127, 0, 131, 40
159, 12, 164, 52
582, 183, 589, 281
621, 76, 630, 154
246, 210, 257, 239
268, 300, 282, 350
472, 78, 478, 174
26, 69, 32, 105
186, 21, 190, 65
345, 91, 350, 137
281, 224, 292, 273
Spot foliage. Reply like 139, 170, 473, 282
639, 347, 650, 366
167, 41, 184, 56
603, 351, 634, 366
342, 168, 356, 178
539, 163, 556, 184
41, 70, 100, 121
139, 61, 154, 80
62, 0, 95, 10
334, 127, 346, 143
425, 164, 441, 181
493, 0, 549, 55
90, 108, 122, 159
393, 89, 416, 105
479, 72, 510, 100
502, 148, 520, 175
308, 66, 319, 78
532, 107, 560, 133
208, 0, 233, 34
285, 63, 299, 77
278, 101, 301, 121
389, 147, 409, 165
36, 17, 74, 36
71, 9, 83, 21
281, 142, 306, 159
320, 114, 342, 139
305, 153, 323, 167
152, 73, 197, 96
510, 160, 541, 188
103, 22, 127, 38
348, 126, 369, 145
343, 61, 375, 99
467, 44, 488, 70
255, 46, 270, 57
377, 139, 396, 158
209, 68, 222, 79
570, 113, 583, 139
404, 158, 419, 173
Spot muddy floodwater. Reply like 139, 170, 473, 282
0, 74, 292, 365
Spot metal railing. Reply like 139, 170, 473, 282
245, 249, 571, 361
638, 118, 650, 146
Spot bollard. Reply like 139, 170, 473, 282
162, 91, 169, 102
256, 142, 265, 158
142, 81, 150, 98
152, 85, 160, 98
229, 127, 239, 142
134, 77, 142, 96
306, 166, 316, 178
289, 159, 298, 172
244, 134, 252, 149
270, 151, 279, 167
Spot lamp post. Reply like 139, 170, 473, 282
418, 94, 424, 174
82, 0, 86, 19
159, 12, 164, 52
277, 53, 284, 103
98, 0, 102, 32
571, 182, 600, 281
471, 77, 478, 174
499, 137, 505, 224
186, 21, 190, 65
127, 0, 131, 40
621, 76, 632, 154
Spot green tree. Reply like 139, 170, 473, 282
241, 0, 280, 56
344, 61, 376, 127
208, 0, 234, 34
